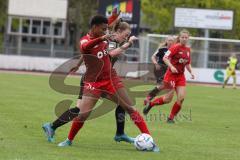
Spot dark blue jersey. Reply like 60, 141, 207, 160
155, 47, 168, 65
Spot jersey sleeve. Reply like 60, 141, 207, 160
152, 48, 159, 57
164, 44, 179, 59
79, 37, 103, 53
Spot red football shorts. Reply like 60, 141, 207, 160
163, 72, 186, 88
83, 76, 124, 98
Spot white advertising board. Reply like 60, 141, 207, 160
185, 68, 240, 84
0, 55, 239, 85
0, 55, 86, 74
174, 8, 234, 30
8, 0, 68, 19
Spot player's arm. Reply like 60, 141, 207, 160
108, 7, 121, 30
151, 49, 159, 65
151, 49, 161, 70
226, 57, 231, 68
69, 55, 84, 74
186, 64, 195, 79
80, 34, 113, 53
109, 36, 137, 57
163, 50, 178, 73
80, 37, 104, 53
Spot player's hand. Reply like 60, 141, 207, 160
190, 73, 195, 79
102, 34, 115, 41
111, 7, 121, 17
128, 36, 138, 43
69, 66, 79, 74
170, 66, 178, 73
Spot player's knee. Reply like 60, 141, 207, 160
76, 103, 81, 108
163, 95, 173, 103
163, 98, 171, 103
76, 99, 82, 108
125, 106, 136, 114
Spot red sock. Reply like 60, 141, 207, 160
150, 97, 164, 107
68, 117, 84, 141
169, 102, 181, 120
130, 111, 150, 135
144, 96, 152, 105
146, 95, 152, 100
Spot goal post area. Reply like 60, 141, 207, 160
145, 34, 240, 69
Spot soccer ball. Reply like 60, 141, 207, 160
134, 133, 155, 151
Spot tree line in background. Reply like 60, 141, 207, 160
141, 0, 240, 38
67, 0, 98, 51
0, 0, 7, 48
0, 0, 240, 49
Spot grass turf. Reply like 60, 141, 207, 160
0, 72, 239, 160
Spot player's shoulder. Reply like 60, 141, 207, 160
184, 45, 191, 52
173, 43, 181, 48
178, 44, 191, 51
169, 43, 181, 50
168, 43, 181, 52
79, 34, 90, 45
158, 47, 168, 52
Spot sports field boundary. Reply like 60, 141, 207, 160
1, 69, 239, 88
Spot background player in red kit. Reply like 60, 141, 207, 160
143, 29, 195, 123
58, 15, 160, 152
143, 36, 175, 105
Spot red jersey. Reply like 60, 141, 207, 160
79, 34, 117, 82
165, 43, 191, 75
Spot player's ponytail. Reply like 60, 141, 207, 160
175, 35, 180, 43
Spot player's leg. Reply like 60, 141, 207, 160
42, 77, 84, 142
143, 89, 174, 115
223, 76, 230, 88
167, 86, 186, 123
113, 105, 134, 143
109, 87, 150, 134
109, 87, 160, 152
52, 100, 81, 129
144, 87, 160, 105
232, 73, 237, 89
144, 65, 167, 104
58, 94, 99, 147
43, 102, 81, 142
115, 105, 125, 135
143, 78, 174, 115
51, 77, 84, 130
223, 69, 231, 88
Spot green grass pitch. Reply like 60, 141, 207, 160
0, 72, 239, 160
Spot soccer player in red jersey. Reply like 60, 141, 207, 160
57, 15, 159, 152
143, 29, 195, 123
42, 9, 134, 144
143, 36, 175, 105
